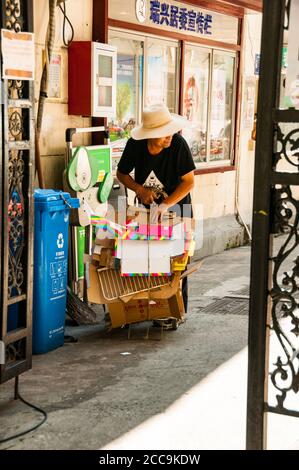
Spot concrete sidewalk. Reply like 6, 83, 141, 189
103, 347, 299, 450
0, 239, 298, 450
102, 348, 249, 450
103, 236, 299, 451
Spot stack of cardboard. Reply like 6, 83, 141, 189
87, 206, 195, 329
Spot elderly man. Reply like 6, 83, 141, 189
117, 104, 195, 322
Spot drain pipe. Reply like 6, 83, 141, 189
234, 16, 252, 243
36, 0, 57, 188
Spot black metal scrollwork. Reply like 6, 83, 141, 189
8, 79, 24, 100
4, 1, 28, 300
270, 185, 299, 412
5, 1, 25, 99
5, 339, 26, 364
5, 0, 23, 32
9, 110, 23, 138
275, 125, 299, 170
1, 0, 34, 385
8, 151, 25, 298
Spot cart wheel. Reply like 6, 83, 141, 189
171, 319, 178, 330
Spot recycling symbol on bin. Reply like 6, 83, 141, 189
57, 233, 64, 249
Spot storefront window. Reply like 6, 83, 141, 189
182, 48, 235, 165
109, 29, 236, 169
145, 40, 178, 113
182, 46, 210, 163
108, 34, 144, 169
210, 52, 235, 162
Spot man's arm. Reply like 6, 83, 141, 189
162, 171, 195, 208
116, 170, 157, 205
151, 171, 194, 221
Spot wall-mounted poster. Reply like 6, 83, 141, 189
1, 29, 35, 80
109, 52, 138, 146
48, 53, 62, 100
242, 77, 256, 130
108, 36, 144, 168
181, 47, 209, 163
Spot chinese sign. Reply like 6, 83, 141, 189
109, 0, 239, 45
149, 1, 212, 35
1, 29, 35, 80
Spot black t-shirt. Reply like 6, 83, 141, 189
117, 133, 195, 216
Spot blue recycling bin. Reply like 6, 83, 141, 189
33, 189, 79, 354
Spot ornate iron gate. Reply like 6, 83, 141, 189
0, 0, 35, 384
247, 0, 299, 449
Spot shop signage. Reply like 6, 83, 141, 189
136, 0, 146, 23
149, 1, 212, 35
109, 0, 238, 45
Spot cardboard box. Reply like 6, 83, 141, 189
172, 251, 189, 271
87, 263, 107, 304
87, 207, 195, 329
95, 237, 115, 249
98, 247, 114, 268
126, 205, 178, 227
120, 240, 172, 275
108, 290, 184, 328
119, 221, 185, 275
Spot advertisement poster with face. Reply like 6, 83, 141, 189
182, 49, 209, 163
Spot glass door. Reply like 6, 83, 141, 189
209, 51, 235, 162
108, 31, 144, 170
182, 45, 210, 163
182, 44, 236, 166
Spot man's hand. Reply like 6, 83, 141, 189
136, 186, 157, 205
150, 203, 169, 223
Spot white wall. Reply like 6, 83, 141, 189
192, 170, 236, 221
34, 0, 93, 187
237, 13, 262, 225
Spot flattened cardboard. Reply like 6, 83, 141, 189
172, 251, 189, 271
95, 237, 115, 248
98, 247, 114, 268
108, 291, 184, 328
130, 272, 180, 300
108, 302, 126, 328
87, 263, 107, 304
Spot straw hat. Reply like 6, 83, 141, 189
131, 104, 188, 140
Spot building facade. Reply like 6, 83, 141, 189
34, 0, 263, 256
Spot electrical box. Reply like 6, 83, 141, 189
68, 41, 117, 117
